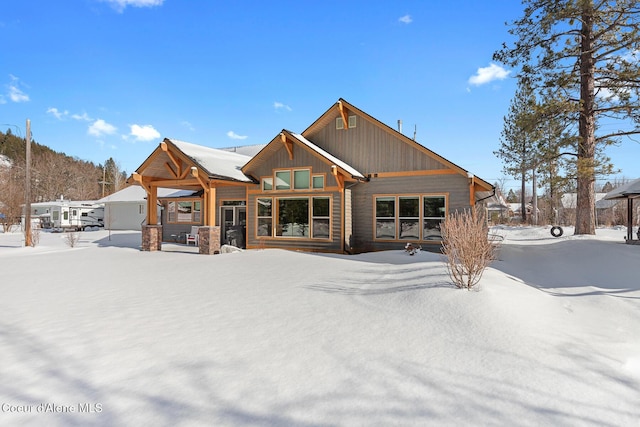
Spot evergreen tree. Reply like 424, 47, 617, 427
494, 0, 640, 234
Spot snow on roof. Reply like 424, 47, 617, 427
98, 186, 192, 203
561, 193, 610, 208
220, 144, 267, 157
604, 178, 640, 200
288, 132, 364, 179
168, 138, 254, 182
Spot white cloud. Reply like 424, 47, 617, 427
72, 112, 92, 121
7, 75, 29, 103
181, 121, 195, 131
88, 119, 117, 137
274, 101, 292, 112
398, 14, 412, 24
130, 124, 160, 141
47, 107, 68, 120
102, 0, 164, 12
227, 131, 248, 140
468, 63, 511, 86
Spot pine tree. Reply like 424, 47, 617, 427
494, 0, 640, 234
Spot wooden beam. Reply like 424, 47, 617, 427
163, 162, 178, 178
469, 175, 476, 206
148, 188, 158, 225
206, 186, 216, 226
331, 165, 344, 190
280, 132, 294, 160
149, 178, 201, 187
338, 101, 349, 131
132, 173, 153, 195
191, 166, 209, 190
161, 141, 183, 175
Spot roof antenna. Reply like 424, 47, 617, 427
413, 124, 417, 141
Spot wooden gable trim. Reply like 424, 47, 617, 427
338, 100, 349, 131
280, 132, 294, 160
301, 99, 493, 192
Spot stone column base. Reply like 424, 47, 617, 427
142, 225, 162, 251
198, 226, 220, 255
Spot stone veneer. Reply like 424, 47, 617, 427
198, 226, 220, 255
141, 225, 162, 251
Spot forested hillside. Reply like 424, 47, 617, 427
0, 129, 126, 228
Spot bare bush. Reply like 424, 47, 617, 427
441, 208, 498, 290
29, 227, 40, 247
64, 231, 81, 248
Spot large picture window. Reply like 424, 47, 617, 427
375, 195, 447, 241
257, 196, 331, 239
277, 198, 309, 237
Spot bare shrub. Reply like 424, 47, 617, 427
29, 227, 40, 247
441, 208, 498, 290
64, 231, 81, 248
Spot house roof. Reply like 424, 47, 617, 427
98, 186, 192, 203
604, 178, 640, 200
167, 139, 254, 182
302, 98, 494, 193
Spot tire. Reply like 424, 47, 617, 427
550, 226, 563, 237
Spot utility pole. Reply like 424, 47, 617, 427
25, 119, 32, 247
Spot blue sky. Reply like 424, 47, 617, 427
2, 0, 638, 191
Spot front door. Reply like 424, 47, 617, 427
221, 206, 246, 248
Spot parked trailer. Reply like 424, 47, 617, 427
48, 204, 105, 231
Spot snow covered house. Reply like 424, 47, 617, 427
98, 186, 195, 230
130, 99, 494, 253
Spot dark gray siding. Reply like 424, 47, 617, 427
350, 174, 471, 253
304, 112, 449, 174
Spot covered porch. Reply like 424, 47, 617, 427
129, 138, 255, 254
604, 178, 640, 244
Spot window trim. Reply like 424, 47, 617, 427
255, 195, 332, 240
373, 194, 448, 242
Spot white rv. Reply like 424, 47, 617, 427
46, 203, 104, 231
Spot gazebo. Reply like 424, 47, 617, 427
604, 178, 640, 244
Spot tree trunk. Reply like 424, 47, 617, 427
575, 2, 596, 235
521, 170, 527, 223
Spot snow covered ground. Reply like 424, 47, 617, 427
0, 226, 638, 426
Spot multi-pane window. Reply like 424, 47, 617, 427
167, 200, 202, 223
423, 196, 446, 240
262, 177, 273, 191
375, 197, 396, 239
312, 197, 330, 239
257, 198, 272, 236
375, 195, 447, 241
399, 197, 420, 240
264, 170, 325, 191
258, 196, 331, 239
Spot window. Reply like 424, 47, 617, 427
275, 171, 290, 190
312, 175, 324, 189
312, 197, 330, 239
167, 200, 201, 223
348, 115, 357, 128
374, 195, 447, 241
375, 197, 396, 239
336, 117, 344, 129
399, 197, 419, 240
423, 196, 446, 240
262, 177, 273, 191
277, 198, 309, 237
257, 198, 272, 236
294, 169, 310, 189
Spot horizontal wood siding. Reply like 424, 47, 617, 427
344, 187, 353, 253
351, 174, 471, 253
304, 112, 450, 174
